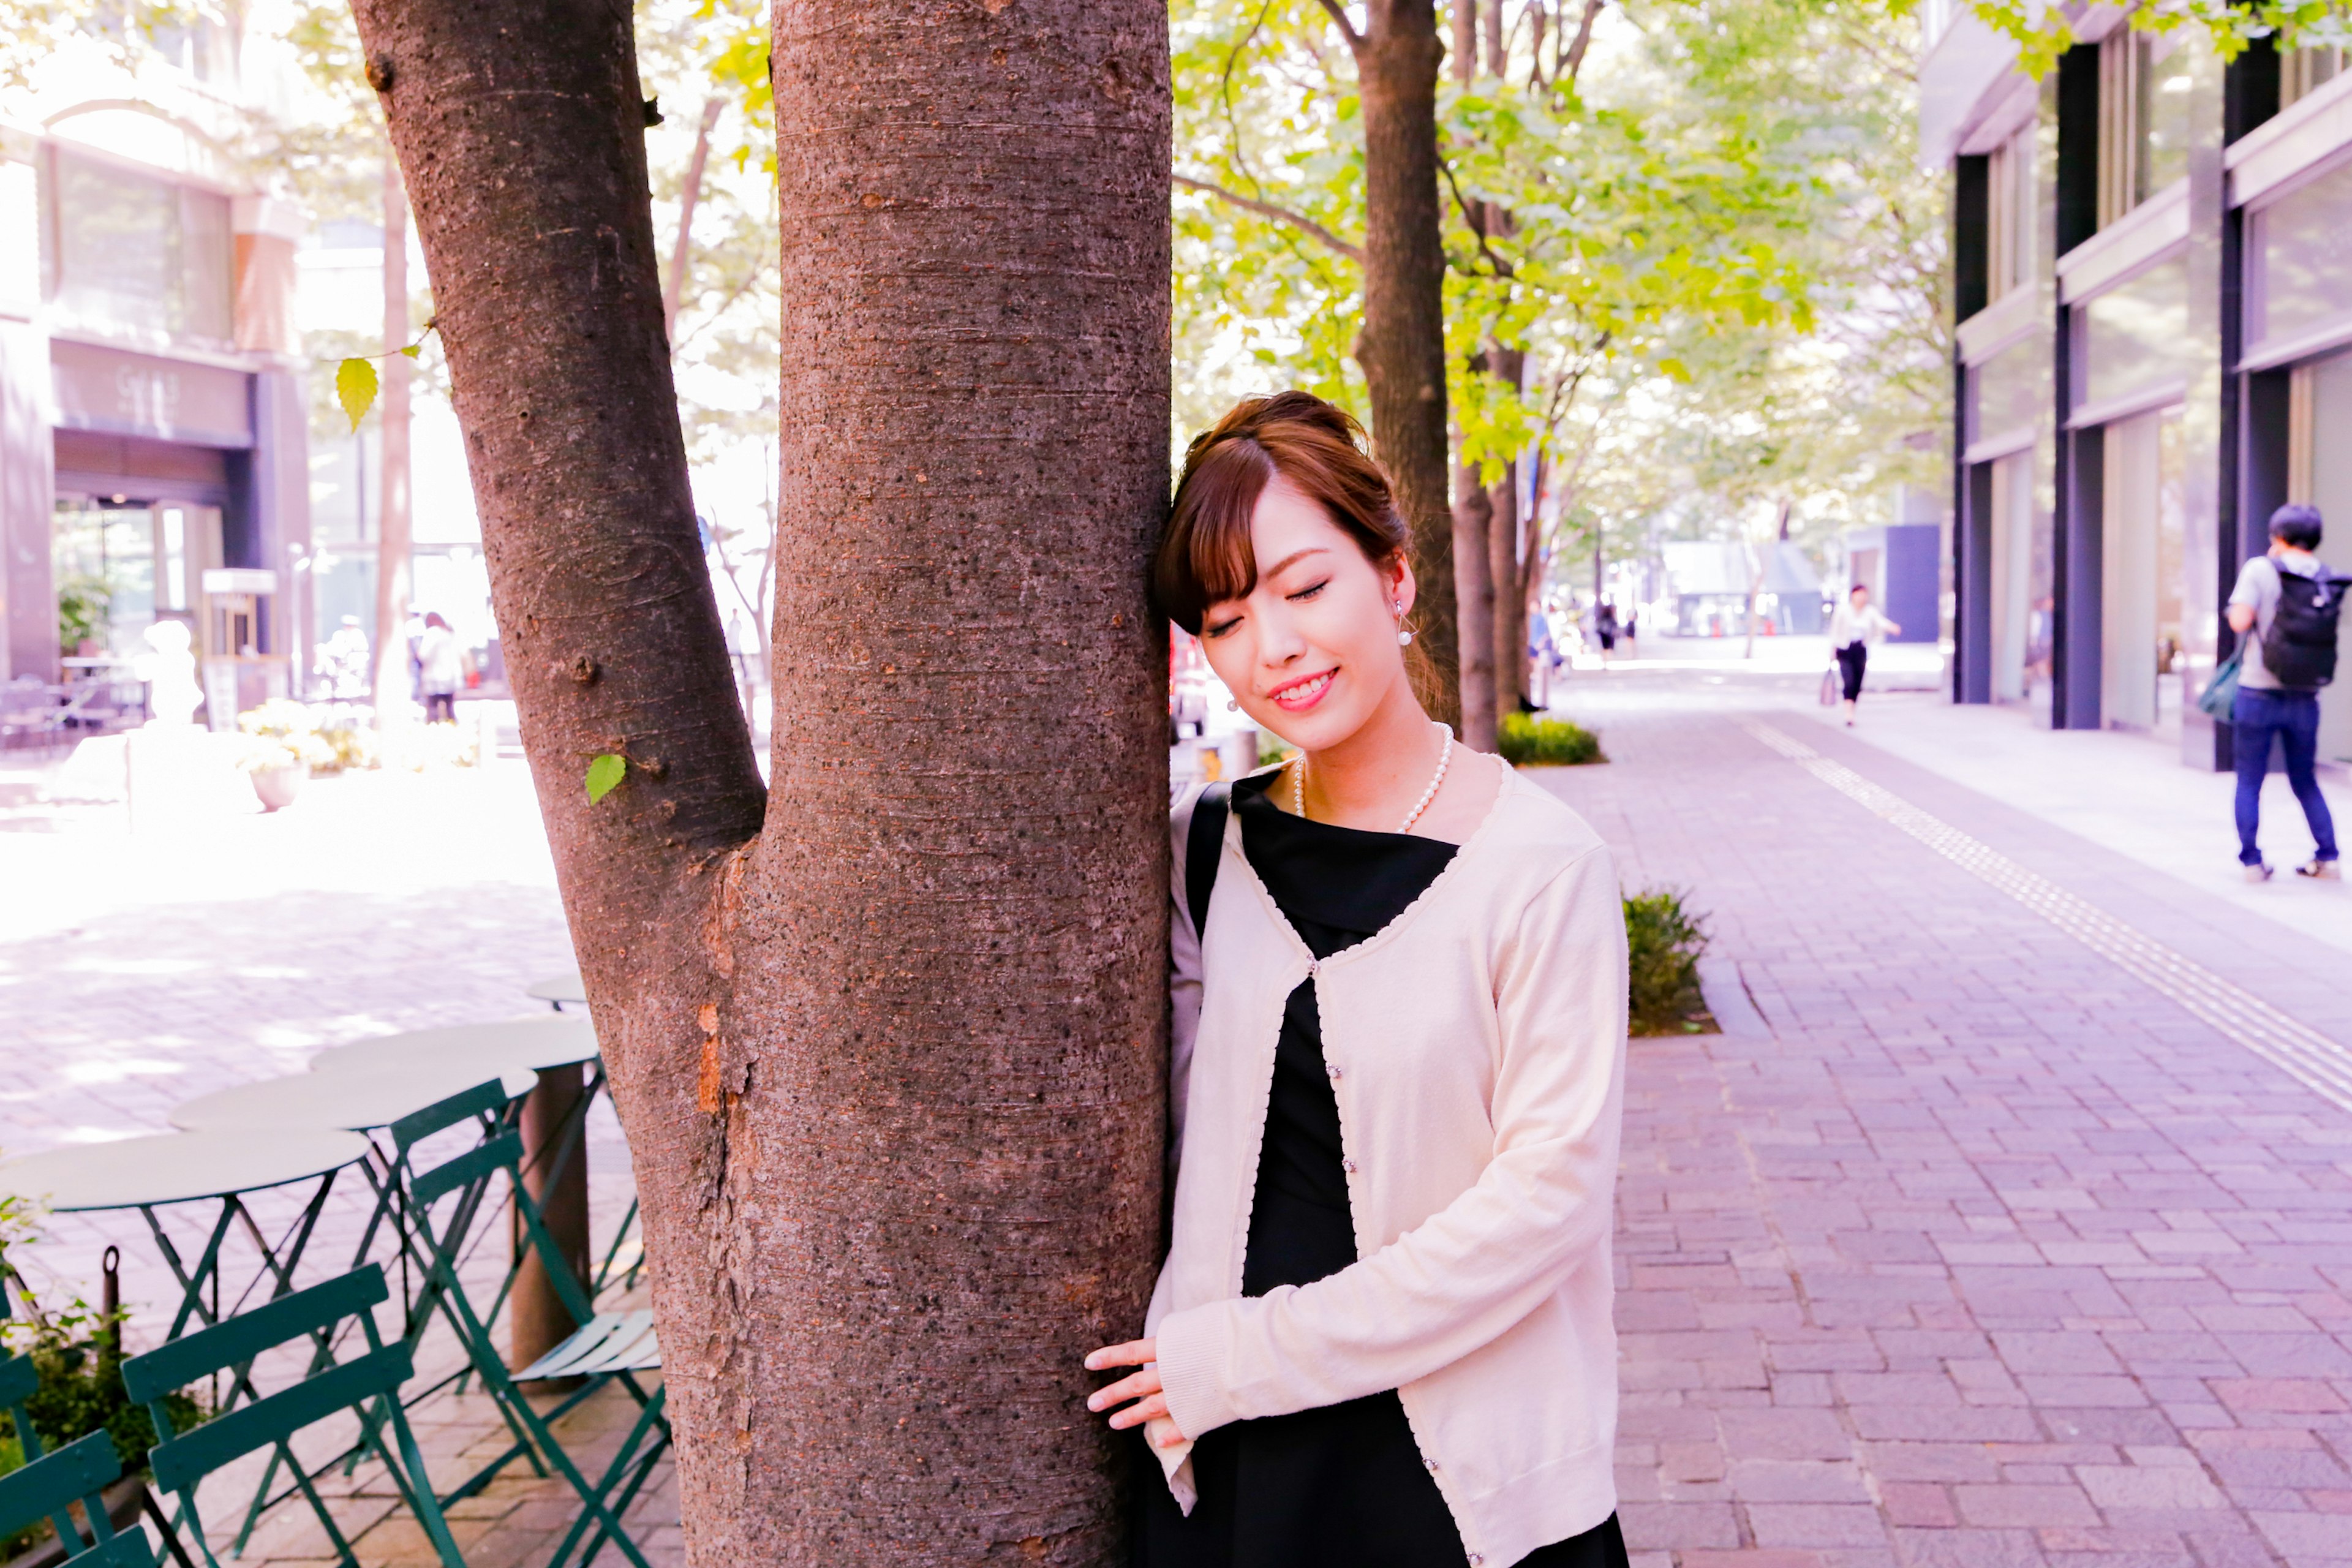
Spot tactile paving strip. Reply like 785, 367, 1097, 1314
1738, 717, 2352, 1113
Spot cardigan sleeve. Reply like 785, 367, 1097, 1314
1153, 842, 1627, 1439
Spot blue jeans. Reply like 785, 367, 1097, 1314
2232, 687, 2340, 866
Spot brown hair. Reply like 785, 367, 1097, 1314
1153, 392, 1410, 635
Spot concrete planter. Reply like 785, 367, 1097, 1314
249, 763, 307, 812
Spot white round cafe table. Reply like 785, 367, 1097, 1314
167, 1062, 540, 1134
0, 1128, 377, 1343
525, 970, 587, 1009
308, 1016, 599, 1077
0, 1128, 372, 1213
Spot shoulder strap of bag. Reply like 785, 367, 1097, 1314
1185, 781, 1231, 938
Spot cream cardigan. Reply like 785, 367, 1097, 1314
1148, 767, 1628, 1568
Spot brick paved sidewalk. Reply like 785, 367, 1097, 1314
1540, 697, 2352, 1568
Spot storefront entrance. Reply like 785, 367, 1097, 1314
51, 498, 224, 658
2100, 405, 2187, 735
1987, 450, 2051, 704
2292, 351, 2352, 765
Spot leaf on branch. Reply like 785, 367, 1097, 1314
336, 357, 379, 432
585, 753, 627, 804
400, 344, 421, 359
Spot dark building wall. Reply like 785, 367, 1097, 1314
1952, 155, 1991, 703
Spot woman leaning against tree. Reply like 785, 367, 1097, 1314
1085, 393, 1632, 1568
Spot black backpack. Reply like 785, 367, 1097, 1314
1185, 782, 1231, 935
2261, 563, 2351, 691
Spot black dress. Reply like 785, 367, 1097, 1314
1139, 772, 1627, 1568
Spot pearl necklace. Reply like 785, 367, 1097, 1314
1292, 723, 1455, 834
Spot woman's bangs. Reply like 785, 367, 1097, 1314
1187, 472, 1262, 612
1158, 442, 1270, 630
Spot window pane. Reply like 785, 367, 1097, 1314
2141, 35, 2193, 196
52, 151, 176, 336
2256, 156, 2352, 355
48, 151, 235, 346
177, 187, 232, 341
1972, 333, 2042, 444
2081, 254, 2190, 410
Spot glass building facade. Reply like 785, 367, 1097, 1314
1924, 12, 2352, 769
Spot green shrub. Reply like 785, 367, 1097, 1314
1, 1194, 203, 1556
1, 1306, 207, 1557
1500, 714, 1605, 766
1624, 886, 1710, 1036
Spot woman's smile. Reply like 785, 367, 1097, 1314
1268, 668, 1336, 712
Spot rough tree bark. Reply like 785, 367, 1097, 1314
1336, 0, 1458, 728
369, 151, 412, 725
347, 0, 1169, 1562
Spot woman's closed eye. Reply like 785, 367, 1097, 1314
1203, 614, 1243, 640
1286, 578, 1330, 603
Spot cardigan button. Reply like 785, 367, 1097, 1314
1341, 1158, 1358, 1174
1325, 1063, 1343, 1079
1469, 1556, 1483, 1566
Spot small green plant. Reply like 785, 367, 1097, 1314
56, 575, 110, 656
1, 1194, 203, 1556
236, 698, 342, 776
1623, 886, 1711, 1036
1499, 714, 1605, 766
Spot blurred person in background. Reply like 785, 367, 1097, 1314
1827, 584, 1900, 728
417, 612, 466, 724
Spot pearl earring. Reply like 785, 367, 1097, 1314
1398, 628, 1414, 646
1226, 698, 1240, 711
1393, 598, 1412, 646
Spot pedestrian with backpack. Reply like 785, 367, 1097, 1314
2225, 503, 2344, 882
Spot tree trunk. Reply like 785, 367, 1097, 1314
1451, 453, 1496, 750
369, 152, 412, 727
663, 98, 724, 344
757, 1, 1169, 1556
352, 0, 1168, 1561
1352, 2, 1457, 728
1486, 368, 1525, 720
1488, 456, 1520, 714
1441, 5, 1493, 747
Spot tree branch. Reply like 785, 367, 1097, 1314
1316, 0, 1363, 50
1563, 0, 1602, 86
1438, 157, 1515, 277
1174, 173, 1363, 262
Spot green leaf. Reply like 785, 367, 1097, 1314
585, 753, 627, 804
400, 343, 421, 359
335, 357, 379, 432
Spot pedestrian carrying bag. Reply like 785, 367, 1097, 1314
1185, 781, 1231, 935
2260, 564, 2350, 690
2196, 644, 2243, 720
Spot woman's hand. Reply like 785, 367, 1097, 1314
1085, 1338, 1187, 1449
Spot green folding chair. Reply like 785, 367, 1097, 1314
121, 1265, 463, 1568
216, 1079, 528, 1561
0, 1430, 156, 1567
398, 1118, 667, 1568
